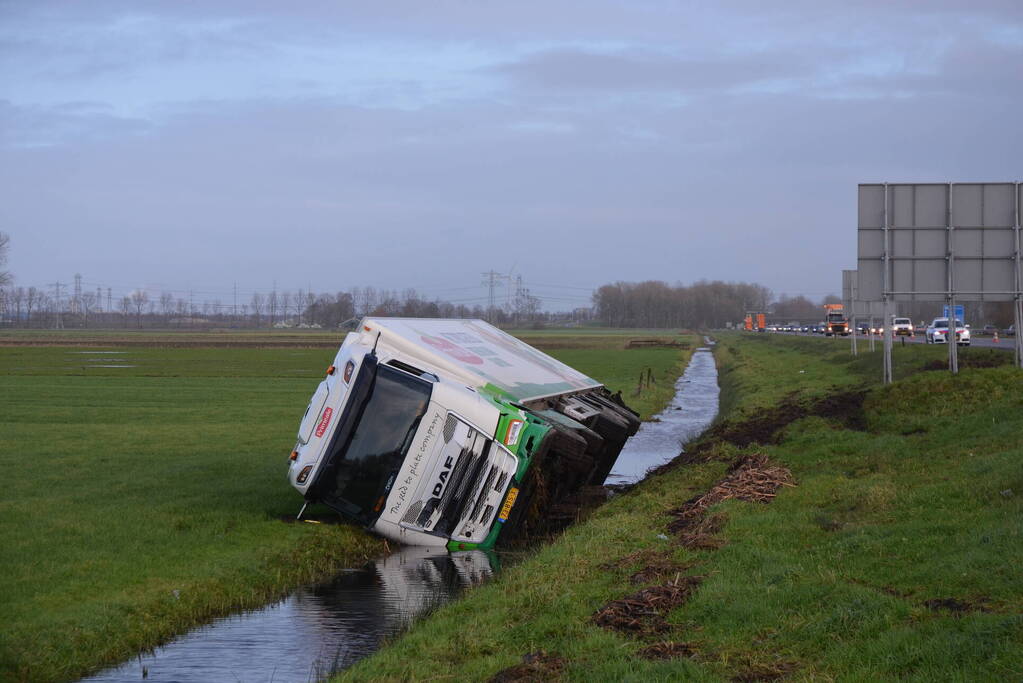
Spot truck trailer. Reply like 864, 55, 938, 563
287, 318, 641, 550
824, 304, 849, 336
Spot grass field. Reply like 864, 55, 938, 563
337, 333, 1023, 681
0, 329, 694, 682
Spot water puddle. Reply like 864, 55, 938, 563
66, 352, 138, 368
81, 342, 720, 682
68, 351, 136, 355
81, 547, 495, 683
604, 341, 720, 486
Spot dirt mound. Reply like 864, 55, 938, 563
666, 390, 866, 469
628, 556, 696, 586
593, 577, 704, 636
922, 597, 991, 614
489, 651, 566, 682
730, 658, 800, 681
675, 512, 728, 550
638, 640, 699, 660
667, 454, 794, 535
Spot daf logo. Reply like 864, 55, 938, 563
432, 455, 455, 497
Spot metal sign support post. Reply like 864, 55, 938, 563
1016, 296, 1023, 369
882, 302, 893, 381
1016, 184, 1023, 369
851, 316, 858, 355
948, 295, 959, 374
946, 189, 959, 375
881, 184, 893, 383
869, 316, 876, 352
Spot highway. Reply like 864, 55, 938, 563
769, 330, 1016, 351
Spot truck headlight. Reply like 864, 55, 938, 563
297, 465, 313, 484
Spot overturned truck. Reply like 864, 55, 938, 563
287, 318, 640, 549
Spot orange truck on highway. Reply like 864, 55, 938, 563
824, 304, 849, 336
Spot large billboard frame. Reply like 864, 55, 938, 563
857, 182, 1023, 379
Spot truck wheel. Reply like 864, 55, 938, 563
555, 448, 594, 475
548, 425, 587, 459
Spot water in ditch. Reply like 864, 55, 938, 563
80, 547, 496, 683
81, 343, 719, 682
604, 341, 720, 487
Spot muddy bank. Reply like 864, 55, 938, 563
650, 388, 867, 472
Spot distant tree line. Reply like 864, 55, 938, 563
0, 282, 563, 330
591, 279, 1018, 329
592, 280, 773, 328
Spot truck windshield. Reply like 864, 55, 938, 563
324, 365, 431, 524
827, 313, 844, 321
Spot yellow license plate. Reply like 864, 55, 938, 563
498, 487, 519, 522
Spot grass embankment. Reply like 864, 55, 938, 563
338, 333, 1023, 681
0, 330, 692, 682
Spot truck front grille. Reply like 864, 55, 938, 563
396, 418, 518, 544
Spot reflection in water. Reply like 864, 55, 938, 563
604, 344, 720, 487
82, 344, 719, 682
81, 547, 495, 683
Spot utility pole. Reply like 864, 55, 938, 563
96, 287, 103, 313
481, 270, 505, 323
72, 273, 83, 315
51, 281, 64, 329
233, 282, 237, 320
511, 275, 524, 324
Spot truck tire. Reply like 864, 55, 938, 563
555, 448, 595, 475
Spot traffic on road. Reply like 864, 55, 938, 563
755, 322, 1015, 350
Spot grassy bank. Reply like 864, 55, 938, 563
0, 330, 692, 682
338, 333, 1022, 681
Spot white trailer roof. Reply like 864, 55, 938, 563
359, 318, 602, 403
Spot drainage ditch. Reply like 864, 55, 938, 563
82, 343, 720, 682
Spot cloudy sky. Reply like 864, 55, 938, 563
2, 1, 1021, 309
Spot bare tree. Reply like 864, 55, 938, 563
81, 291, 97, 327
26, 286, 40, 326
250, 292, 264, 327
159, 292, 174, 322
268, 290, 278, 327
175, 297, 187, 326
280, 291, 292, 325
11, 287, 24, 324
119, 296, 132, 327
295, 289, 305, 324
0, 232, 11, 288
130, 290, 149, 328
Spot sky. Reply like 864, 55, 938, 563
2, 0, 1021, 310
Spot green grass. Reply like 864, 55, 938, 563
0, 328, 347, 346
337, 333, 1023, 681
0, 346, 385, 682
0, 331, 693, 682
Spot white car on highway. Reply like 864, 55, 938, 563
925, 318, 970, 346
891, 317, 914, 337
